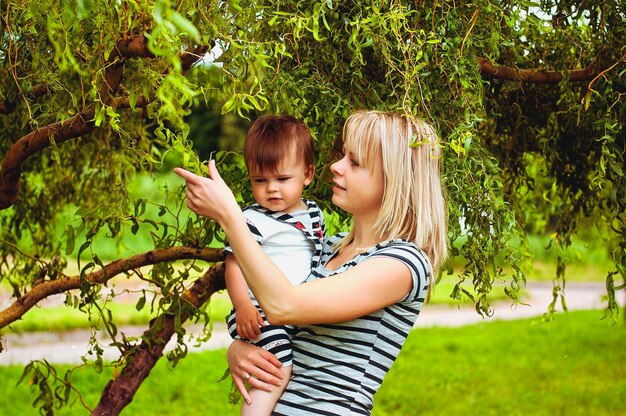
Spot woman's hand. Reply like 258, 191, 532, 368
173, 160, 240, 224
227, 340, 284, 404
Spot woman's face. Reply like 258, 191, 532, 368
330, 143, 384, 216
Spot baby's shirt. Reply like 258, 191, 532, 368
224, 199, 325, 289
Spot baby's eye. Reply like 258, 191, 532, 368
253, 178, 267, 184
278, 177, 291, 182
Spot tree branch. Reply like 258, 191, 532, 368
91, 262, 226, 416
0, 246, 224, 329
477, 56, 601, 84
0, 90, 156, 210
0, 38, 208, 115
0, 84, 50, 115
0, 104, 99, 209
114, 35, 156, 60
181, 44, 210, 71
0, 36, 152, 117
0, 36, 209, 210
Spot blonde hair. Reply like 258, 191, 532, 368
339, 110, 448, 276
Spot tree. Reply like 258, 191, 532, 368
1, 0, 624, 414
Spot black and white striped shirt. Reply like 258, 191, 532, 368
274, 233, 431, 415
224, 199, 325, 277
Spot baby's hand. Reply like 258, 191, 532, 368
236, 303, 266, 340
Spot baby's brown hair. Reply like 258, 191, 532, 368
244, 115, 314, 173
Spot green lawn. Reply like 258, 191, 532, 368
5, 291, 235, 333
1, 309, 624, 415
375, 310, 626, 416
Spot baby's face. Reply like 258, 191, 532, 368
249, 148, 314, 214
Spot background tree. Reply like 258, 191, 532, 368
1, 0, 624, 414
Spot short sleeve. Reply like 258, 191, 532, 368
223, 208, 265, 254
370, 242, 431, 303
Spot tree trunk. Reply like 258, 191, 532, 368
91, 263, 226, 416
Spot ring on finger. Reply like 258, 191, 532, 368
245, 372, 252, 381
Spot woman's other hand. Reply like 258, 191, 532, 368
227, 340, 284, 404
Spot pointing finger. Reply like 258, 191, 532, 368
173, 167, 201, 184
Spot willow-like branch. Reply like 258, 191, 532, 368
477, 57, 600, 83
0, 246, 224, 329
92, 262, 226, 416
0, 36, 209, 210
0, 104, 98, 209
0, 36, 206, 114
0, 36, 149, 116
0, 84, 50, 114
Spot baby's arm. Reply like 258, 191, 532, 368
225, 254, 265, 340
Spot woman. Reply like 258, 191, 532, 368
175, 110, 448, 415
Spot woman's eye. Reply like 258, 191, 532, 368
350, 159, 359, 167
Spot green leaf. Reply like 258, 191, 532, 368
312, 17, 321, 41
609, 161, 623, 176
168, 11, 201, 43
65, 224, 75, 255
16, 362, 34, 386
131, 219, 140, 235
136, 294, 146, 311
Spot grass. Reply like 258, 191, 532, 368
0, 309, 623, 415
5, 292, 234, 333
375, 309, 626, 416
0, 349, 236, 416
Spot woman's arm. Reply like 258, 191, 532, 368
261, 257, 412, 325
175, 163, 414, 324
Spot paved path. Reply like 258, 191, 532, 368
0, 282, 622, 366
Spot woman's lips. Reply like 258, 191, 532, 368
333, 182, 345, 192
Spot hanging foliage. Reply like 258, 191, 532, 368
0, 1, 624, 414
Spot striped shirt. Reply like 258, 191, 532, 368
273, 233, 431, 415
224, 199, 326, 358
224, 199, 325, 284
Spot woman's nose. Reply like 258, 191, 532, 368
330, 158, 343, 175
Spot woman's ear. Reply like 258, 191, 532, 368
304, 164, 315, 186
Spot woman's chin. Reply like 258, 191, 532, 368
331, 195, 346, 210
